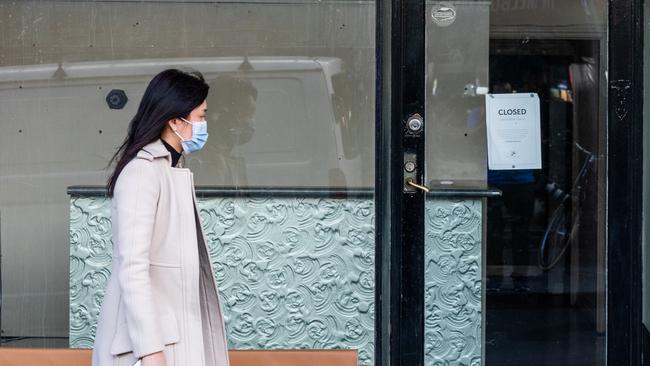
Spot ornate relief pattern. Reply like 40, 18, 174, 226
69, 196, 112, 349
424, 199, 482, 366
69, 196, 376, 365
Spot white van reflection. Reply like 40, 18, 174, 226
0, 57, 363, 344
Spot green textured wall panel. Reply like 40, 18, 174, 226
69, 196, 376, 364
69, 195, 483, 366
424, 199, 483, 366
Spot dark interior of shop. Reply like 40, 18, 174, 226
486, 38, 606, 366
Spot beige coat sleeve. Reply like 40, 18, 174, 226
112, 158, 164, 358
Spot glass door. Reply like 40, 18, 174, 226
380, 1, 646, 366
422, 1, 609, 365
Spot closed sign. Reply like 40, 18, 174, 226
485, 93, 542, 170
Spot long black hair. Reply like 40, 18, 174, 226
106, 69, 209, 197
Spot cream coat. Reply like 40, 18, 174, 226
92, 139, 230, 366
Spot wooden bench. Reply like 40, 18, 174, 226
0, 348, 358, 366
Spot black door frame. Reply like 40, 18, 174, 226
375, 0, 646, 365
375, 0, 426, 365
607, 0, 645, 365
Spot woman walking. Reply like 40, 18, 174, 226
92, 69, 229, 366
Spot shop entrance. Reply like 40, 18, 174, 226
381, 1, 643, 365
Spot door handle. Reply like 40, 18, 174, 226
406, 178, 430, 193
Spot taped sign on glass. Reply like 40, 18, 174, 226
485, 93, 542, 170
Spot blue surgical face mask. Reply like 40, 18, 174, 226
174, 117, 208, 153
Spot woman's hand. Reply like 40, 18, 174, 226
141, 351, 167, 366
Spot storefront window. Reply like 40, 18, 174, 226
0, 0, 630, 364
0, 1, 376, 361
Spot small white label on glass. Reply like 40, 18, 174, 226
431, 3, 457, 27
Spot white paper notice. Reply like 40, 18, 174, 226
485, 93, 542, 170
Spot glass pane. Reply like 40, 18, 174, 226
424, 1, 607, 365
0, 1, 376, 363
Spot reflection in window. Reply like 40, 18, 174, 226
0, 0, 375, 349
